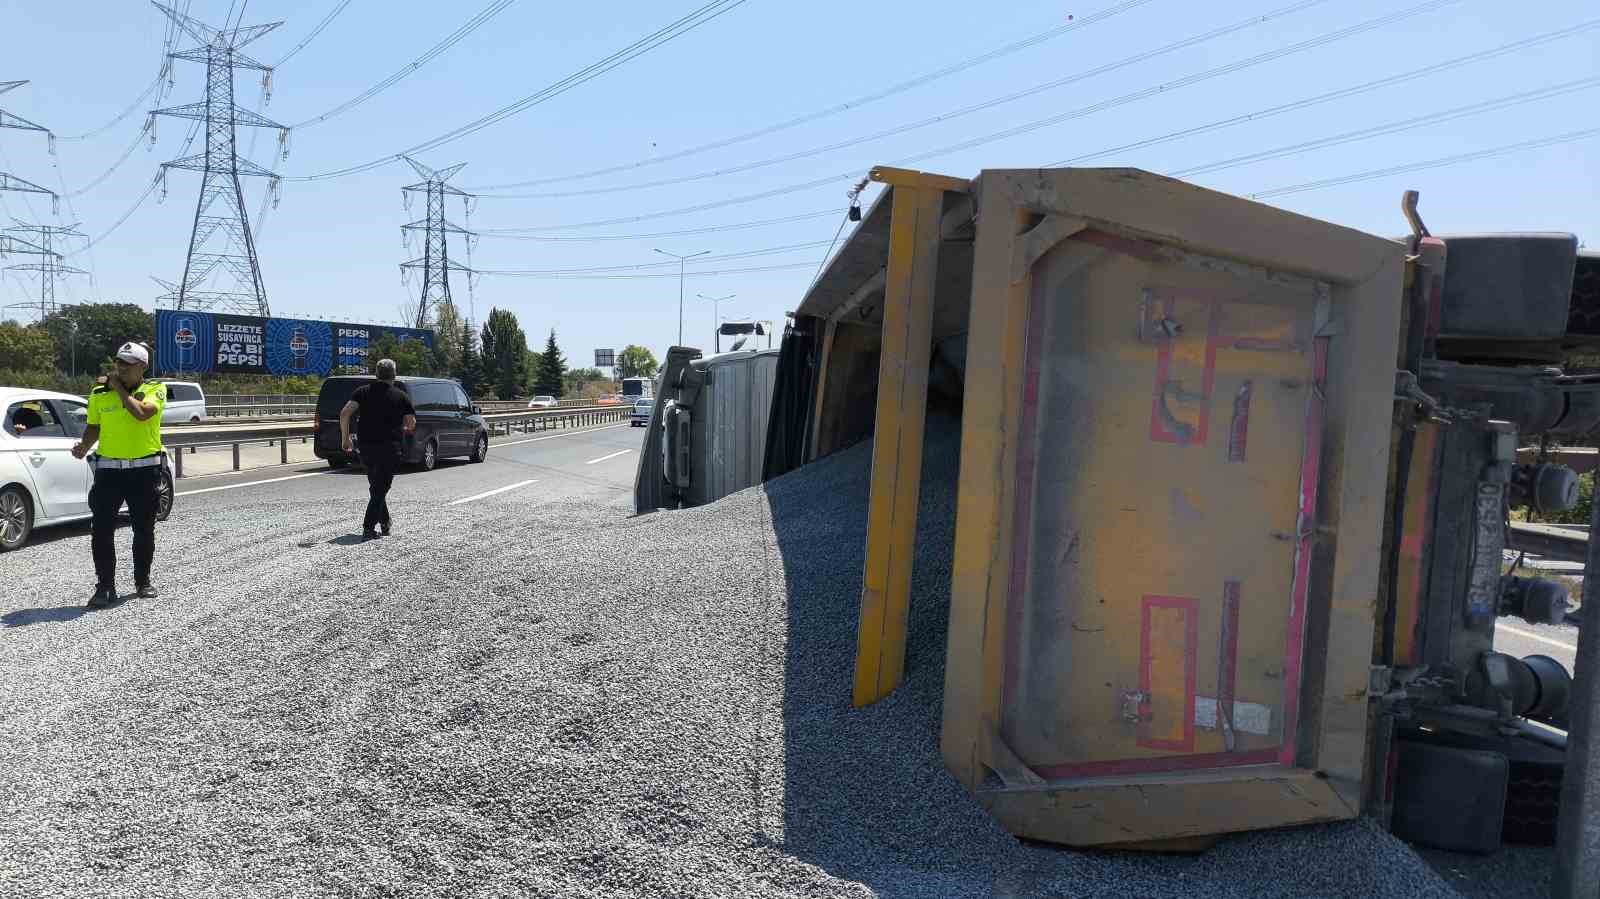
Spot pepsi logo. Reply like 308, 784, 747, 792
174, 328, 196, 349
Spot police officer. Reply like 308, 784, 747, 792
71, 341, 166, 609
339, 358, 416, 540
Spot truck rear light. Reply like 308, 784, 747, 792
312, 418, 320, 433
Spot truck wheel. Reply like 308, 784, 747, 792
0, 485, 32, 551
328, 456, 348, 470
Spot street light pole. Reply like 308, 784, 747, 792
697, 293, 735, 352
654, 248, 709, 346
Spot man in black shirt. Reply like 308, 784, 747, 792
338, 359, 417, 540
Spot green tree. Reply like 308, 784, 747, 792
563, 366, 605, 395
456, 318, 486, 397
367, 332, 400, 374
0, 320, 58, 371
432, 300, 464, 375
535, 329, 567, 397
39, 303, 153, 375
523, 350, 543, 394
616, 344, 659, 380
480, 308, 528, 400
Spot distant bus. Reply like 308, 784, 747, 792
621, 377, 652, 400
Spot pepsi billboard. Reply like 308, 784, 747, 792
155, 310, 434, 376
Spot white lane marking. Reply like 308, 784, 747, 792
1497, 622, 1578, 652
585, 449, 633, 465
447, 479, 539, 507
495, 423, 629, 448
177, 471, 331, 496
173, 424, 629, 496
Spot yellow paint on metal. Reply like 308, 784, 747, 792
853, 183, 949, 708
1146, 603, 1193, 746
1001, 246, 1317, 769
942, 194, 1035, 785
869, 165, 971, 193
936, 169, 1404, 845
1394, 422, 1440, 665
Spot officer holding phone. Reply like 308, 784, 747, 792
71, 341, 166, 609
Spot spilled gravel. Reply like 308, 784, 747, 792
0, 416, 1460, 897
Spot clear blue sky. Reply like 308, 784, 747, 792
1, 0, 1595, 368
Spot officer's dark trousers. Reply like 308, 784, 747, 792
363, 442, 401, 532
90, 466, 158, 590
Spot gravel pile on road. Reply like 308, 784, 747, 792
0, 416, 1461, 898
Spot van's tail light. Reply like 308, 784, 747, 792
312, 418, 320, 433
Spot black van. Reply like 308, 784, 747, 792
313, 375, 489, 471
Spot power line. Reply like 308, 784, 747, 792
1169, 77, 1600, 179
478, 260, 821, 279
476, 0, 1335, 199
59, 125, 152, 198
274, 0, 355, 66
1250, 127, 1600, 199
282, 0, 752, 181
69, 119, 204, 257
56, 0, 193, 142
47, 148, 103, 299
478, 239, 834, 275
477, 208, 838, 240
462, 0, 1160, 191
482, 85, 1594, 277
508, 9, 1563, 232
287, 0, 514, 129
479, 130, 1600, 278
1045, 18, 1600, 167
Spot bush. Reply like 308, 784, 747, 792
0, 369, 99, 395
0, 369, 332, 399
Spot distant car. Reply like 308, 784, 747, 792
313, 375, 488, 472
527, 395, 557, 409
631, 397, 653, 427
156, 380, 207, 424
0, 386, 174, 552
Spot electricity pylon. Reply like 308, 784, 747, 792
151, 2, 284, 316
400, 156, 475, 329
3, 222, 86, 318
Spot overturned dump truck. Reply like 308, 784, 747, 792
740, 166, 1599, 885
635, 348, 781, 511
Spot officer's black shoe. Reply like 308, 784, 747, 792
136, 583, 158, 599
86, 586, 118, 610
362, 529, 379, 541
379, 520, 391, 536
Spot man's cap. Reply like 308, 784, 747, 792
116, 341, 149, 365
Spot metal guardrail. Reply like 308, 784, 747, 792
205, 403, 317, 418
189, 397, 611, 420
165, 405, 630, 478
483, 406, 629, 436
168, 435, 317, 478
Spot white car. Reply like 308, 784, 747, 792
527, 395, 557, 409
631, 397, 653, 427
0, 386, 175, 552
155, 380, 208, 424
